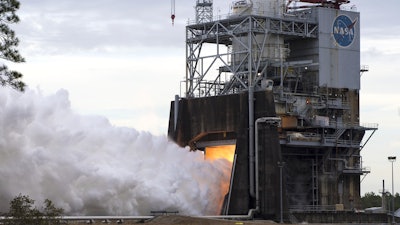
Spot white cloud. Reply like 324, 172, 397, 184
14, 0, 189, 56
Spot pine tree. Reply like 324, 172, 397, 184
5, 194, 64, 225
0, 0, 25, 91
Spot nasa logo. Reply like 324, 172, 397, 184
332, 15, 358, 47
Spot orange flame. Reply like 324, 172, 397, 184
204, 145, 235, 214
204, 145, 235, 163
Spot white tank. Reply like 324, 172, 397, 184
231, 0, 252, 15
232, 35, 288, 64
231, 0, 288, 64
231, 0, 285, 17
253, 0, 285, 16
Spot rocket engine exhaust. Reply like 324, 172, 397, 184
0, 88, 230, 216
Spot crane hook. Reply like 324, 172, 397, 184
171, 14, 175, 26
171, 0, 175, 26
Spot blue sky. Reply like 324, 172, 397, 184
8, 0, 400, 195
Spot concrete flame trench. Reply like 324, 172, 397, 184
168, 91, 285, 219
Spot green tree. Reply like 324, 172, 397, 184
4, 194, 64, 225
395, 193, 400, 210
387, 192, 400, 211
360, 192, 382, 208
42, 199, 64, 224
0, 0, 25, 91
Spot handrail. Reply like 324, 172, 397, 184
289, 205, 338, 212
0, 215, 154, 222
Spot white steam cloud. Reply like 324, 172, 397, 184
0, 88, 230, 216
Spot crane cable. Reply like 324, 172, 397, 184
171, 0, 176, 25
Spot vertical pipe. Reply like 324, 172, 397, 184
255, 119, 262, 210
248, 17, 255, 199
279, 163, 283, 223
382, 180, 385, 211
174, 95, 179, 131
392, 161, 395, 224
249, 85, 255, 198
388, 156, 396, 223
225, 154, 238, 215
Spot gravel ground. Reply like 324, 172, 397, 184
84, 216, 281, 225
142, 216, 279, 225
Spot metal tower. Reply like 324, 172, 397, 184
195, 0, 213, 24
170, 0, 378, 222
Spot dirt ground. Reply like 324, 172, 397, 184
141, 215, 279, 225
84, 215, 281, 225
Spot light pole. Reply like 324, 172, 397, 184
278, 161, 285, 224
388, 156, 396, 224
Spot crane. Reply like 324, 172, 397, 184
171, 0, 176, 25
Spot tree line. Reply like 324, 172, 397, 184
0, 191, 398, 225
361, 192, 400, 210
1, 194, 63, 225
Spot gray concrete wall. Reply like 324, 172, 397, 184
168, 90, 283, 218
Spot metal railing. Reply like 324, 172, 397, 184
289, 205, 338, 212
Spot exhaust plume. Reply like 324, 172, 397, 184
0, 88, 230, 216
